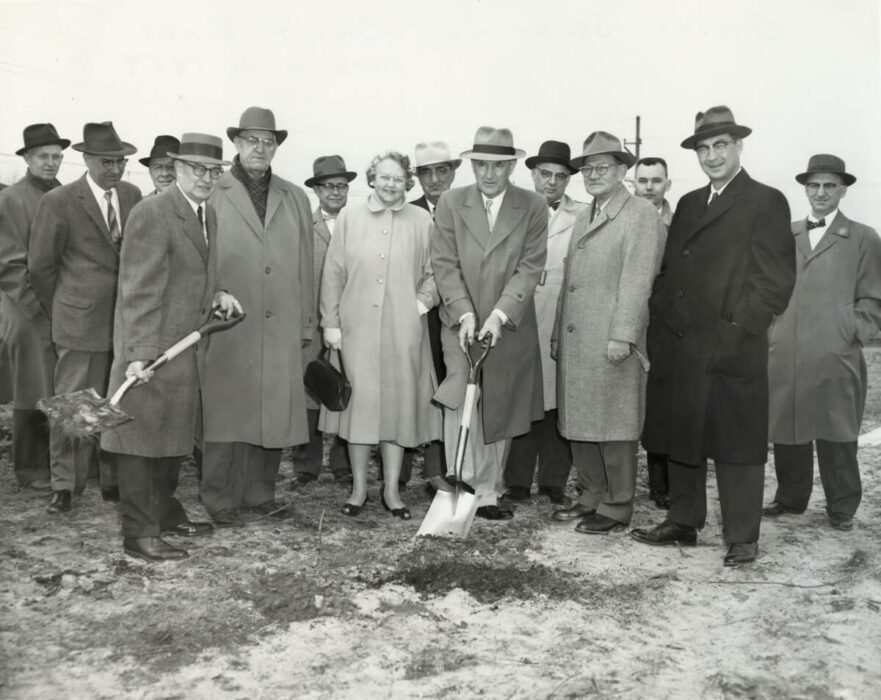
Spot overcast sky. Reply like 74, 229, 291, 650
1, 0, 879, 223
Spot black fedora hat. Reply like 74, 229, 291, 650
72, 121, 137, 156
227, 106, 287, 145
305, 155, 357, 187
525, 140, 577, 174
795, 153, 856, 186
168, 133, 231, 166
15, 123, 70, 156
139, 135, 181, 166
681, 105, 752, 150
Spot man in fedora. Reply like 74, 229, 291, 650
139, 135, 181, 195
500, 140, 584, 507
550, 132, 665, 534
765, 155, 881, 532
431, 125, 547, 520
101, 133, 241, 561
29, 121, 142, 513
290, 155, 357, 489
199, 107, 314, 527
632, 106, 795, 566
0, 124, 70, 494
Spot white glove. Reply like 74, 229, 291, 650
323, 327, 342, 350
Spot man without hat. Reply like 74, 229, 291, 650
100, 134, 241, 561
0, 124, 69, 493
633, 156, 675, 510
632, 106, 796, 566
290, 155, 357, 489
139, 135, 181, 195
764, 155, 881, 531
199, 107, 314, 527
550, 133, 665, 533
29, 121, 143, 513
500, 140, 585, 507
431, 126, 547, 520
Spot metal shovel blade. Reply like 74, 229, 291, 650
417, 488, 479, 537
37, 388, 133, 438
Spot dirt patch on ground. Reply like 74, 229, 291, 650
1, 349, 880, 699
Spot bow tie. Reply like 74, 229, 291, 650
806, 218, 825, 230
549, 201, 560, 211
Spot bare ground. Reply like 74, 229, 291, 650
1, 349, 880, 699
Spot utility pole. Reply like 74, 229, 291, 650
624, 115, 641, 161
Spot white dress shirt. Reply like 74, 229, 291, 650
176, 183, 207, 242
808, 208, 837, 250
85, 172, 119, 231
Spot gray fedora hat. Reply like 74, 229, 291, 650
227, 106, 287, 145
460, 126, 525, 161
304, 155, 357, 187
795, 153, 856, 186
168, 133, 231, 166
72, 121, 137, 156
570, 131, 635, 170
680, 105, 752, 150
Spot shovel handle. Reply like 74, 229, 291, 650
466, 339, 492, 383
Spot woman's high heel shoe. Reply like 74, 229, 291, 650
381, 493, 412, 520
341, 495, 368, 516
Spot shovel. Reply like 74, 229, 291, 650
38, 312, 245, 438
417, 340, 491, 538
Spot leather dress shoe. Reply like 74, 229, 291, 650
630, 520, 697, 546
22, 477, 52, 493
575, 513, 626, 534
123, 537, 188, 562
499, 486, 531, 504
762, 501, 802, 517
723, 542, 758, 567
538, 486, 569, 505
101, 486, 120, 502
427, 474, 456, 493
47, 490, 72, 514
162, 520, 214, 537
551, 502, 595, 522
242, 500, 295, 520
650, 490, 671, 510
211, 509, 243, 528
475, 505, 514, 520
829, 513, 854, 531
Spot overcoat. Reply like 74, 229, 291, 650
28, 173, 142, 351
641, 169, 795, 466
100, 187, 217, 457
768, 212, 881, 444
0, 174, 58, 406
303, 206, 333, 411
431, 183, 547, 444
554, 186, 665, 441
318, 196, 441, 446
536, 193, 587, 410
201, 170, 314, 448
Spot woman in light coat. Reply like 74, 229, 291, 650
320, 151, 441, 518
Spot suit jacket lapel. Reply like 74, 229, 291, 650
312, 208, 331, 247
793, 220, 812, 261
682, 170, 748, 244
119, 186, 138, 228
461, 185, 490, 249
485, 186, 528, 255
264, 178, 282, 229
171, 187, 209, 265
573, 185, 629, 245
75, 175, 118, 251
219, 174, 264, 237
806, 211, 848, 261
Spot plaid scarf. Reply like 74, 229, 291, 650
231, 155, 271, 225
26, 169, 60, 193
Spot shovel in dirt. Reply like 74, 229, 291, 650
38, 312, 245, 438
417, 340, 491, 538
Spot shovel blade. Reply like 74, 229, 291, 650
417, 489, 480, 537
37, 388, 132, 438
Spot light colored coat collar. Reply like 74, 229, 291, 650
574, 184, 630, 243
793, 210, 850, 262
215, 170, 295, 237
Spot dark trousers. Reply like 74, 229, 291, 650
200, 441, 281, 515
503, 409, 571, 490
572, 440, 638, 524
773, 441, 861, 517
646, 451, 669, 496
667, 458, 765, 544
293, 408, 350, 477
13, 408, 50, 486
116, 453, 187, 538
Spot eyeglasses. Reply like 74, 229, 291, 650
695, 140, 734, 158
240, 135, 277, 150
182, 160, 223, 179
536, 168, 570, 183
100, 158, 128, 170
417, 165, 451, 177
149, 163, 176, 173
376, 174, 406, 186
805, 182, 842, 194
318, 183, 349, 193
580, 163, 615, 177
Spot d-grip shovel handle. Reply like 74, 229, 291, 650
108, 312, 246, 406
466, 339, 492, 384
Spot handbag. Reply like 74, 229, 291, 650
304, 346, 351, 411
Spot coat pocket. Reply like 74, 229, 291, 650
708, 319, 762, 379
835, 302, 858, 346
56, 292, 92, 310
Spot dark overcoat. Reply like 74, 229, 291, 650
100, 187, 217, 457
641, 169, 795, 465
431, 183, 547, 443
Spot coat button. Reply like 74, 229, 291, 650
568, 284, 576, 292
382, 229, 389, 235
675, 289, 684, 298
682, 249, 690, 257
567, 324, 575, 332
675, 331, 683, 338
265, 266, 271, 274
377, 278, 383, 284
265, 311, 273, 319
379, 253, 386, 259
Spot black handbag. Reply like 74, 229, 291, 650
304, 346, 351, 411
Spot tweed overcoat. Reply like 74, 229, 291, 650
318, 196, 441, 446
536, 193, 587, 410
0, 175, 58, 406
554, 185, 665, 441
201, 170, 314, 448
768, 212, 881, 444
28, 174, 141, 352
100, 187, 217, 457
431, 183, 547, 444
641, 169, 795, 466
303, 206, 333, 411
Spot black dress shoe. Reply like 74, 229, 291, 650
101, 486, 120, 502
475, 505, 514, 520
162, 520, 214, 537
288, 472, 316, 490
47, 490, 71, 514
123, 536, 188, 562
341, 495, 368, 517
630, 520, 697, 546
500, 486, 531, 504
537, 486, 569, 505
575, 513, 626, 535
829, 513, 854, 531
723, 542, 758, 567
762, 502, 802, 517
22, 477, 52, 493
242, 500, 295, 520
381, 494, 411, 520
551, 502, 595, 522
211, 509, 243, 528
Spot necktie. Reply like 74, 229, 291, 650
591, 202, 600, 223
196, 204, 204, 225
104, 190, 121, 247
707, 191, 719, 208
549, 200, 560, 211
806, 218, 826, 230
486, 198, 494, 231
